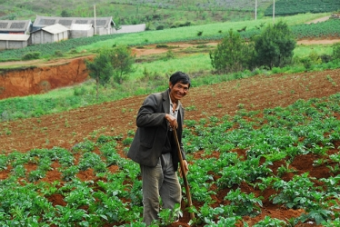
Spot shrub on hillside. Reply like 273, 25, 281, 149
332, 43, 340, 60
22, 52, 40, 60
210, 29, 254, 73
253, 21, 296, 69
54, 50, 63, 57
320, 54, 332, 63
156, 25, 164, 30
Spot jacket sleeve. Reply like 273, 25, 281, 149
136, 94, 166, 128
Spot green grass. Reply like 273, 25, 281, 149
131, 54, 212, 79
294, 44, 334, 58
78, 13, 330, 51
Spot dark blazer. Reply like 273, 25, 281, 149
127, 89, 186, 171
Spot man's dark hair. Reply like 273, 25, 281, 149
169, 71, 191, 88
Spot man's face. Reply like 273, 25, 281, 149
169, 81, 189, 102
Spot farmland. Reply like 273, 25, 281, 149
1, 66, 340, 225
1, 0, 340, 225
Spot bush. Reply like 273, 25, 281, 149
308, 50, 322, 64
69, 48, 78, 54
73, 87, 87, 96
254, 21, 296, 69
332, 43, 340, 60
156, 25, 164, 30
210, 29, 254, 73
300, 57, 312, 70
54, 50, 64, 57
320, 54, 332, 63
22, 52, 40, 60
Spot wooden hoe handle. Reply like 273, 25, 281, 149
173, 129, 195, 220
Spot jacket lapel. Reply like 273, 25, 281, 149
162, 89, 170, 114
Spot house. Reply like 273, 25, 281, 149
31, 23, 68, 45
0, 20, 31, 49
32, 15, 115, 35
70, 24, 93, 39
113, 24, 146, 34
0, 20, 32, 34
0, 34, 30, 50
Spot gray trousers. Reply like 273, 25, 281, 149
140, 153, 181, 225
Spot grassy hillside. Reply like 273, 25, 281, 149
0, 0, 270, 26
0, 0, 337, 28
0, 13, 334, 62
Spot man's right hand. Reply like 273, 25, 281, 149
165, 114, 178, 129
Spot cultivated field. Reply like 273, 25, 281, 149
1, 66, 340, 226
1, 3, 340, 225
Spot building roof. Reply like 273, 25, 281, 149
40, 24, 68, 34
0, 34, 30, 41
0, 20, 31, 32
70, 24, 93, 31
33, 15, 114, 29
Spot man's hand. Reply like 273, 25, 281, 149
165, 114, 178, 129
179, 160, 189, 178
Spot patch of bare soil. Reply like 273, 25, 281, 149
305, 16, 331, 24
297, 39, 340, 45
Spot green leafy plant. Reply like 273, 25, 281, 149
61, 166, 79, 181
253, 216, 286, 226
158, 204, 181, 226
225, 188, 263, 217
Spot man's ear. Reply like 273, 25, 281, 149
169, 82, 173, 89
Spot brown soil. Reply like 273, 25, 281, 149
2, 68, 339, 153
1, 41, 340, 226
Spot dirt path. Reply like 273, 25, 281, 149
297, 39, 340, 45
305, 16, 331, 24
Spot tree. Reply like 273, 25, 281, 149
85, 49, 113, 99
254, 21, 296, 69
109, 45, 135, 84
210, 29, 254, 73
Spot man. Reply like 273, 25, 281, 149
128, 71, 190, 225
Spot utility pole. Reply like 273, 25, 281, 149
94, 4, 96, 35
273, 0, 275, 24
255, 0, 257, 20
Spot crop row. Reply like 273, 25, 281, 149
1, 92, 340, 225
264, 0, 340, 16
